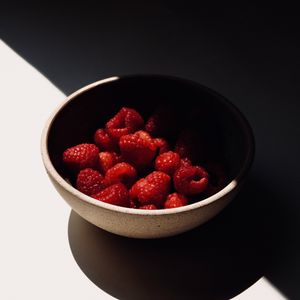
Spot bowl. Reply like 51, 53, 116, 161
41, 75, 254, 239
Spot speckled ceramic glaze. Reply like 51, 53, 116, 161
41, 75, 254, 239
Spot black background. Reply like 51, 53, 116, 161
1, 2, 299, 299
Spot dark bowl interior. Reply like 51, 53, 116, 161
47, 75, 253, 191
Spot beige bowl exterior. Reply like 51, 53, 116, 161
41, 76, 254, 239
46, 168, 240, 238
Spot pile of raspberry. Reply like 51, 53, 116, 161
62, 107, 226, 209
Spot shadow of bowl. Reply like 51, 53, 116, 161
68, 176, 279, 300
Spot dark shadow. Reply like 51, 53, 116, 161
68, 175, 299, 300
1, 3, 300, 96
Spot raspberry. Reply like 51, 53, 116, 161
76, 168, 105, 196
129, 198, 139, 208
98, 151, 121, 174
104, 162, 137, 188
155, 151, 181, 175
92, 183, 130, 207
94, 129, 117, 151
106, 107, 144, 142
62, 106, 221, 210
204, 162, 227, 196
145, 107, 173, 137
63, 143, 99, 171
173, 165, 209, 195
180, 158, 192, 167
164, 193, 188, 209
119, 130, 157, 168
139, 204, 157, 210
129, 178, 145, 200
130, 171, 171, 207
154, 138, 170, 154
174, 130, 197, 161
145, 113, 161, 136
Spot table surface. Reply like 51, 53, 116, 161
0, 4, 299, 300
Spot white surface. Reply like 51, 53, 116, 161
0, 40, 115, 300
232, 278, 286, 300
0, 40, 286, 300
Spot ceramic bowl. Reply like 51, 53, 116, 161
41, 75, 254, 238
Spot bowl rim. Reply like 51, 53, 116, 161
41, 74, 255, 216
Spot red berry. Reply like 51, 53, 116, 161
204, 162, 227, 196
129, 178, 145, 208
104, 162, 137, 188
173, 165, 209, 195
130, 171, 171, 207
155, 151, 181, 175
63, 143, 99, 171
139, 204, 157, 210
76, 168, 105, 196
154, 138, 170, 154
180, 158, 192, 167
130, 198, 139, 208
92, 183, 130, 207
145, 107, 174, 137
174, 130, 197, 161
145, 113, 161, 136
119, 130, 157, 168
164, 193, 188, 209
94, 129, 117, 151
129, 178, 145, 199
106, 107, 144, 142
98, 151, 121, 174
